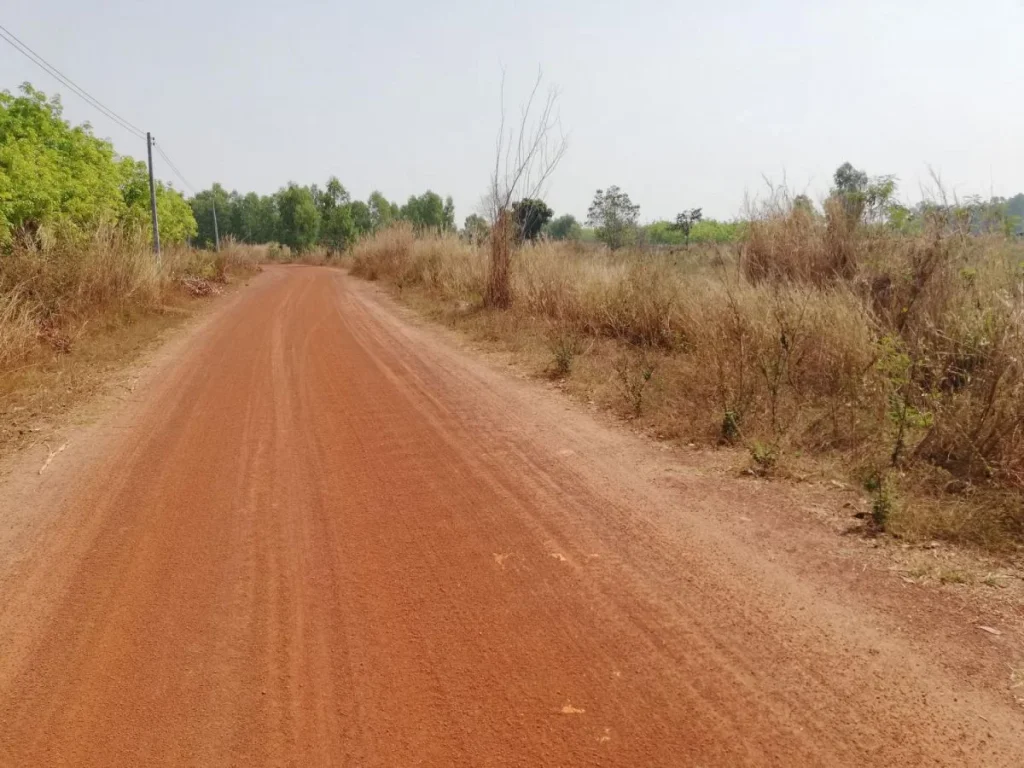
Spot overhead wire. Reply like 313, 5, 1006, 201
0, 22, 146, 140
1, 22, 206, 204
153, 142, 197, 195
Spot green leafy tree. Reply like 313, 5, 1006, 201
155, 184, 198, 244
442, 196, 456, 231
314, 177, 361, 252
830, 162, 896, 225
401, 191, 448, 231
671, 207, 703, 245
229, 192, 271, 243
368, 191, 398, 230
1, 84, 131, 244
276, 183, 320, 252
189, 184, 232, 248
511, 198, 553, 241
348, 200, 373, 235
586, 186, 640, 250
545, 214, 581, 241
312, 177, 349, 219
119, 159, 196, 244
320, 205, 355, 253
463, 214, 490, 243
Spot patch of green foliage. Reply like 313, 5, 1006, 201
644, 219, 745, 246
0, 83, 196, 248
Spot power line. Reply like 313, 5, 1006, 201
0, 24, 199, 197
153, 142, 197, 195
0, 22, 146, 140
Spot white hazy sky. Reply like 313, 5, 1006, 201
3, 1, 1022, 222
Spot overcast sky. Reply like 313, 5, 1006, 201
3, 1, 1022, 222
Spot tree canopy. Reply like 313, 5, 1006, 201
463, 214, 490, 243
671, 208, 703, 244
586, 186, 640, 250
545, 214, 582, 241
511, 198, 553, 241
0, 84, 195, 247
400, 191, 455, 232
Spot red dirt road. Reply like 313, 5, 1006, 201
0, 266, 1021, 766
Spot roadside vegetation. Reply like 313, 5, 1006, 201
350, 166, 1024, 552
0, 85, 260, 453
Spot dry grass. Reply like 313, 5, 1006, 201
0, 228, 263, 456
351, 217, 1024, 551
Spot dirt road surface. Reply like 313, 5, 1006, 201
0, 266, 1020, 767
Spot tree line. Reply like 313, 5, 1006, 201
5, 82, 1020, 256
189, 183, 455, 253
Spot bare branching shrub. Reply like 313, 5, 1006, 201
484, 71, 568, 308
615, 350, 656, 418
546, 322, 585, 378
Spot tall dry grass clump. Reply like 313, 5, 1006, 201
484, 212, 514, 309
0, 227, 260, 373
352, 218, 1024, 547
351, 222, 486, 299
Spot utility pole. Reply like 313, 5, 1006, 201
146, 132, 161, 258
212, 196, 220, 251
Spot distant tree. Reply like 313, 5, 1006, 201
190, 184, 232, 248
320, 205, 355, 253
511, 198, 553, 241
1006, 193, 1024, 235
830, 162, 896, 224
792, 194, 815, 215
671, 207, 703, 245
401, 191, 447, 231
255, 194, 280, 242
313, 177, 368, 252
348, 200, 373, 235
832, 163, 868, 197
463, 213, 490, 243
545, 214, 581, 241
319, 177, 350, 211
368, 191, 398, 230
586, 186, 640, 250
276, 183, 320, 252
442, 196, 456, 231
